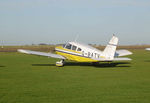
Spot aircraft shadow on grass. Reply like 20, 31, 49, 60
0, 65, 5, 67
32, 62, 131, 68
144, 60, 150, 62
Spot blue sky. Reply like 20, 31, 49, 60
0, 0, 150, 45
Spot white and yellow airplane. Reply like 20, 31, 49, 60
18, 35, 132, 67
145, 48, 150, 51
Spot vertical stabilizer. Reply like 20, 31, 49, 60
101, 35, 119, 60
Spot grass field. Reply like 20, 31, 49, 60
0, 50, 150, 103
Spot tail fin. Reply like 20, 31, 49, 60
101, 35, 119, 60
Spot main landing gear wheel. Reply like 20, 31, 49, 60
56, 60, 65, 67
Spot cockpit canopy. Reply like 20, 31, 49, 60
63, 43, 82, 51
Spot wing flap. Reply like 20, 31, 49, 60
115, 49, 132, 57
18, 49, 66, 59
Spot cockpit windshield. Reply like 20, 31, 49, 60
65, 43, 72, 49
63, 44, 66, 48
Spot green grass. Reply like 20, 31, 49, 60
0, 50, 150, 103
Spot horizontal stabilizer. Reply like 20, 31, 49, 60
18, 49, 66, 59
113, 57, 132, 61
115, 49, 133, 57
91, 57, 131, 61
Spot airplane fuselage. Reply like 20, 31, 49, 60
55, 42, 103, 62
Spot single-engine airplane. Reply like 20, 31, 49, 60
18, 35, 132, 67
145, 48, 150, 51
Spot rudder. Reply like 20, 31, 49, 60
101, 35, 119, 60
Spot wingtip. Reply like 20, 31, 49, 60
17, 49, 23, 52
17, 49, 29, 54
114, 57, 132, 61
128, 51, 133, 55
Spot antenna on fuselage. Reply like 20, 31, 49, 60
74, 34, 79, 42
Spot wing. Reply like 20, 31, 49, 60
18, 49, 66, 59
115, 49, 132, 57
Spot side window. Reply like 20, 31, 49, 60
65, 44, 72, 49
72, 45, 77, 51
77, 48, 82, 51
88, 52, 90, 57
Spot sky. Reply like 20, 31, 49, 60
0, 0, 150, 45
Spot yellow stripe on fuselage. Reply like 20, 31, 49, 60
55, 51, 98, 63
100, 56, 106, 59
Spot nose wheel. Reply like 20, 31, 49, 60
56, 59, 65, 67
